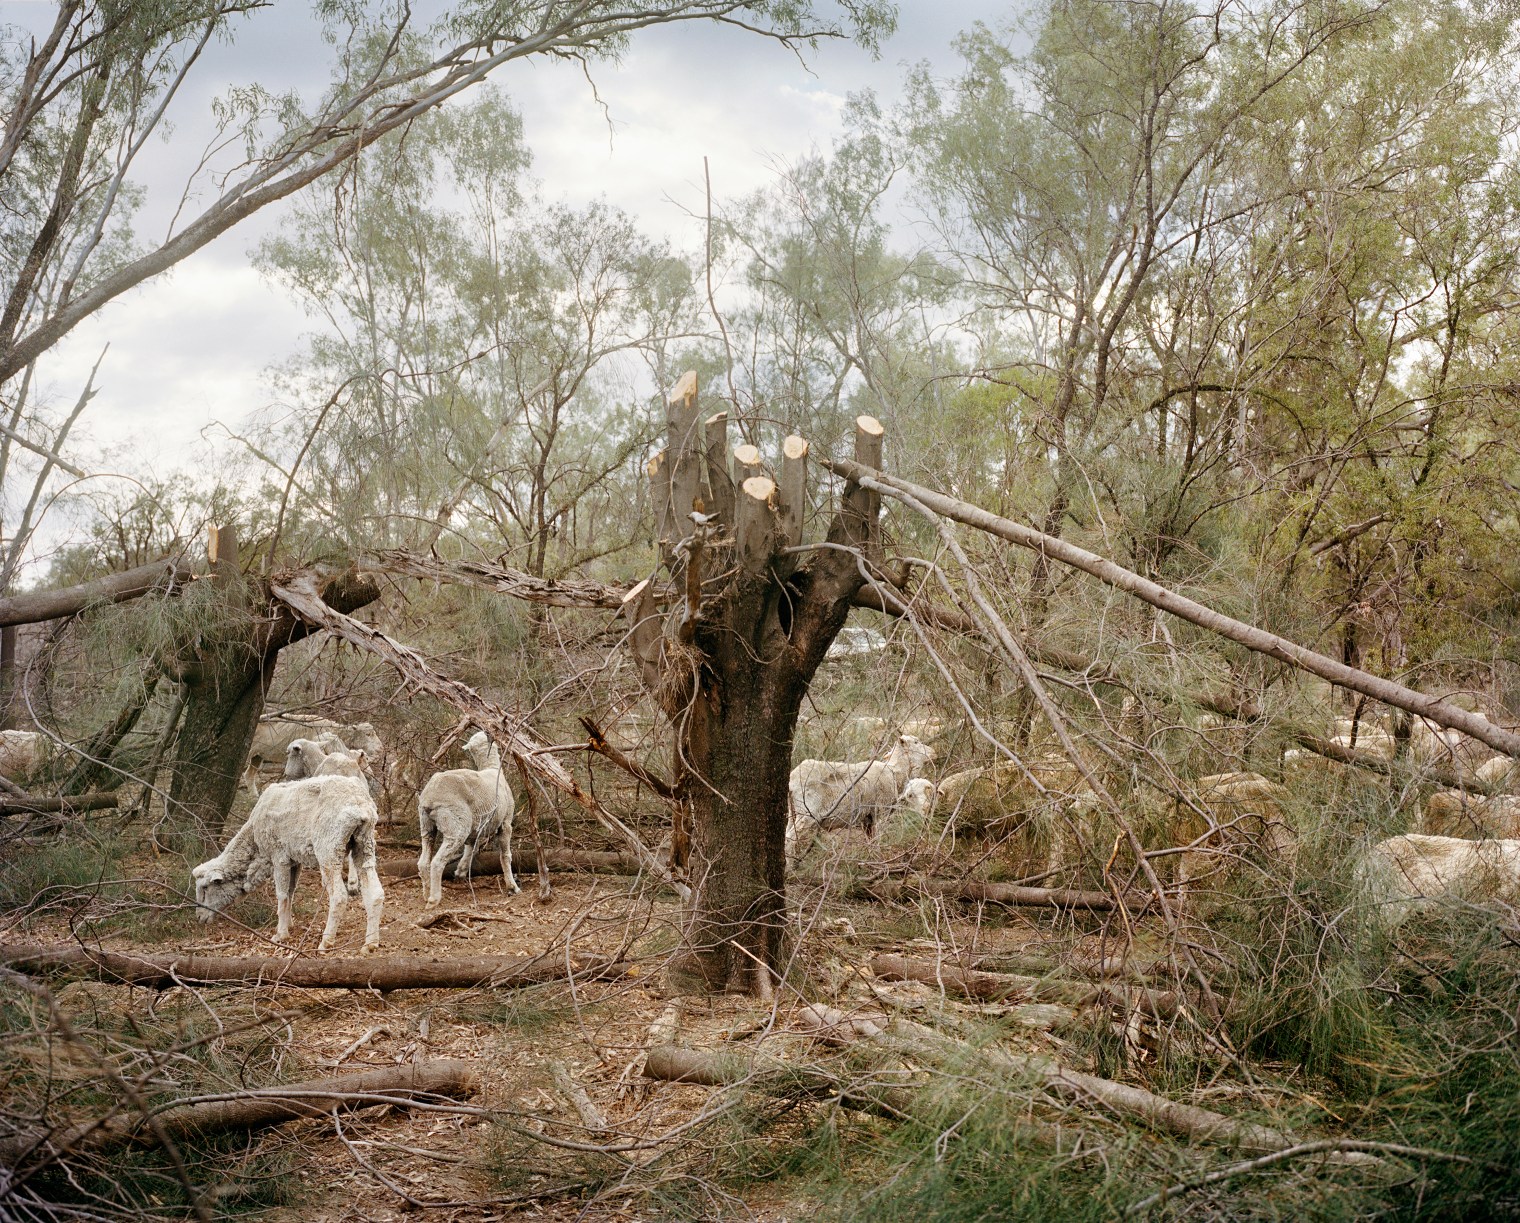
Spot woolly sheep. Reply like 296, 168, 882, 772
1172, 772, 1295, 891
1423, 791, 1520, 840
1363, 833, 1520, 923
0, 729, 47, 786
787, 733, 935, 857
191, 774, 384, 951
282, 734, 353, 781
243, 715, 386, 796
417, 729, 518, 907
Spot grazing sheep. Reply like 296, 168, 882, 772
786, 734, 935, 857
243, 715, 386, 796
191, 775, 384, 951
1476, 755, 1519, 792
1423, 790, 1520, 840
899, 777, 937, 816
417, 729, 517, 907
1364, 833, 1520, 922
0, 729, 47, 786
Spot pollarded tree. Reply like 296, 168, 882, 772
624, 372, 886, 992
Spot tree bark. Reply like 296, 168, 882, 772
870, 953, 1180, 1019
378, 847, 647, 880
0, 557, 191, 628
0, 792, 117, 817
165, 564, 379, 853
0, 944, 631, 991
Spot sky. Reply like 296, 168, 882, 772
6, 0, 1017, 568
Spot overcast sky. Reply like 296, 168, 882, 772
11, 1, 1020, 552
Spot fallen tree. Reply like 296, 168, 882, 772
0, 1060, 478, 1165
0, 791, 118, 817
828, 459, 1520, 759
0, 945, 632, 991
852, 875, 1151, 914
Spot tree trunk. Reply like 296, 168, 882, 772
636, 375, 879, 994
163, 534, 379, 853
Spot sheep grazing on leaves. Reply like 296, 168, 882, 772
191, 774, 385, 952
242, 715, 385, 796
417, 729, 518, 907
786, 733, 936, 857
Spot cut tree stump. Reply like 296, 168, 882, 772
0, 945, 632, 991
0, 1060, 478, 1165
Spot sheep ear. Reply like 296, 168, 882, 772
354, 750, 368, 769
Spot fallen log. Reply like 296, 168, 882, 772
644, 1044, 917, 1119
0, 791, 118, 817
378, 848, 647, 880
793, 1006, 1306, 1156
854, 876, 1150, 913
0, 944, 632, 991
1293, 733, 1497, 795
0, 1060, 478, 1165
870, 953, 1181, 1020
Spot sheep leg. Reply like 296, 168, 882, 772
316, 857, 348, 952
357, 863, 385, 951
417, 804, 435, 893
498, 821, 519, 894
452, 834, 477, 882
272, 856, 298, 943
427, 834, 466, 908
345, 853, 361, 898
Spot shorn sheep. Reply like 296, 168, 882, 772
0, 729, 48, 786
1364, 833, 1520, 923
417, 729, 518, 907
281, 734, 355, 781
787, 733, 936, 857
191, 774, 385, 951
242, 715, 385, 796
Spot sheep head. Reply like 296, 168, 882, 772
191, 859, 247, 922
899, 778, 937, 816
891, 734, 935, 776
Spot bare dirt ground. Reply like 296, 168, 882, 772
10, 825, 1137, 1222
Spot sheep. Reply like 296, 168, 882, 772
1363, 833, 1520, 923
1423, 790, 1520, 840
417, 729, 517, 907
786, 733, 935, 857
1173, 772, 1295, 893
243, 715, 386, 796
1477, 755, 1519, 792
281, 734, 353, 781
0, 729, 47, 786
191, 774, 384, 951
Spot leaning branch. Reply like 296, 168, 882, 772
0, 556, 192, 628
268, 572, 689, 899
828, 461, 1520, 758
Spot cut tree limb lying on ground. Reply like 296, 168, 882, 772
827, 460, 1520, 759
378, 848, 649, 881
870, 953, 1181, 1020
269, 572, 689, 900
0, 944, 632, 991
0, 791, 118, 817
851, 875, 1152, 914
0, 1060, 478, 1166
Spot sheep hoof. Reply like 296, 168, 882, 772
506, 881, 521, 894
359, 942, 380, 955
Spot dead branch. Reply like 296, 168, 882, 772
374, 550, 629, 609
268, 572, 689, 899
579, 715, 677, 800
0, 944, 632, 991
643, 1044, 917, 1120
0, 791, 118, 816
378, 848, 647, 881
0, 1060, 478, 1165
1293, 732, 1497, 794
548, 1060, 608, 1135
853, 876, 1152, 913
0, 556, 192, 628
870, 953, 1180, 1020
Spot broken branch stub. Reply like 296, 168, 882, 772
733, 442, 764, 487
667, 371, 705, 529
703, 411, 735, 526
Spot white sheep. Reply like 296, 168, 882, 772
417, 729, 518, 907
281, 734, 353, 781
0, 729, 47, 786
787, 733, 936, 857
243, 715, 385, 796
1363, 833, 1520, 923
191, 774, 385, 951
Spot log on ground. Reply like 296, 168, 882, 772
871, 952, 1181, 1019
0, 944, 632, 991
1, 1060, 478, 1165
0, 791, 118, 817
378, 847, 648, 881
854, 876, 1151, 913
